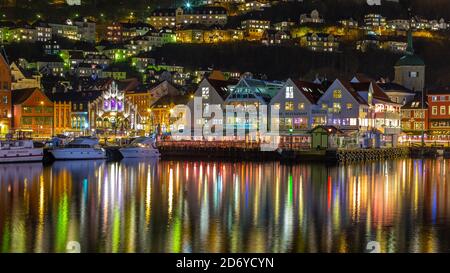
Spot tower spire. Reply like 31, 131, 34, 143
406, 30, 414, 55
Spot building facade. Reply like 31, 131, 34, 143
427, 87, 450, 138
302, 33, 339, 52
11, 88, 54, 138
89, 81, 142, 136
0, 53, 12, 137
401, 94, 428, 138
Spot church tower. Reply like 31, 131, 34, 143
394, 30, 425, 91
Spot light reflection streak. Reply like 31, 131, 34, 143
0, 159, 450, 253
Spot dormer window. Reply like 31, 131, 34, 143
285, 86, 294, 99
333, 89, 342, 99
201, 87, 209, 99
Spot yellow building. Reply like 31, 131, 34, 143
126, 81, 181, 134
150, 95, 190, 134
53, 101, 72, 135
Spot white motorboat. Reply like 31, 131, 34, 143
0, 140, 44, 163
49, 137, 107, 160
119, 137, 160, 158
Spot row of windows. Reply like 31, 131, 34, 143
21, 117, 53, 126
22, 106, 53, 114
273, 102, 305, 111
431, 106, 450, 116
431, 95, 450, 102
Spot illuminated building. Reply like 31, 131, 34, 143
126, 81, 180, 133
150, 94, 190, 134
317, 78, 401, 146
401, 94, 428, 134
262, 29, 290, 45
49, 91, 101, 135
176, 28, 205, 43
270, 79, 325, 134
89, 81, 142, 136
241, 19, 270, 39
339, 18, 358, 28
52, 101, 71, 135
273, 21, 295, 31
10, 62, 41, 90
302, 33, 339, 52
316, 79, 370, 132
0, 53, 11, 137
175, 6, 227, 28
11, 88, 54, 138
378, 82, 415, 105
35, 55, 65, 76
237, 1, 270, 13
49, 18, 95, 43
299, 10, 324, 24
106, 22, 153, 43
148, 8, 176, 29
186, 78, 236, 137
427, 87, 450, 137
31, 20, 52, 42
364, 14, 387, 30
225, 77, 284, 139
380, 40, 408, 54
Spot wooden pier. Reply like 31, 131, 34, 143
157, 141, 411, 164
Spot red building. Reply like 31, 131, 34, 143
427, 87, 450, 140
0, 52, 12, 137
11, 88, 54, 138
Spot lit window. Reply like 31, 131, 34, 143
333, 89, 342, 99
347, 103, 353, 110
409, 71, 419, 78
440, 106, 446, 115
333, 103, 341, 112
432, 106, 437, 115
285, 102, 294, 111
285, 86, 294, 99
201, 87, 209, 99
298, 103, 305, 110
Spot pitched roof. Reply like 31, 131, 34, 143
402, 93, 427, 110
48, 90, 102, 103
150, 94, 190, 108
378, 82, 414, 94
350, 81, 392, 103
291, 80, 324, 104
337, 79, 368, 105
206, 78, 237, 100
11, 88, 38, 104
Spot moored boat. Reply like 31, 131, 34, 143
0, 140, 44, 163
49, 137, 107, 160
119, 137, 160, 158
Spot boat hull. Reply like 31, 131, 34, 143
0, 148, 44, 163
119, 147, 160, 158
49, 148, 107, 160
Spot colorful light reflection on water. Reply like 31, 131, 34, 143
0, 159, 450, 253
